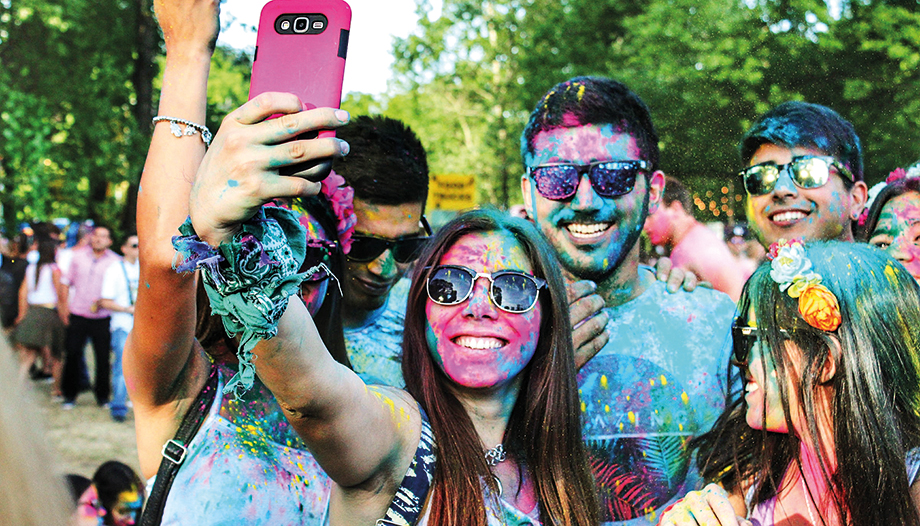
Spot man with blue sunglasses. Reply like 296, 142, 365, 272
520, 76, 737, 525
740, 101, 868, 247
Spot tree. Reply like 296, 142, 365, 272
391, 0, 920, 220
0, 0, 156, 236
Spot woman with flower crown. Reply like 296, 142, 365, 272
858, 162, 920, 285
658, 239, 920, 526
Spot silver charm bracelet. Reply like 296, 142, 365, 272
152, 116, 212, 147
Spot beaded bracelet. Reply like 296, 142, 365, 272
172, 206, 321, 398
152, 116, 213, 147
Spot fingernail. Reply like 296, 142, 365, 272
339, 139, 350, 155
335, 109, 350, 123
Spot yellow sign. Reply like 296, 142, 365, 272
428, 174, 476, 211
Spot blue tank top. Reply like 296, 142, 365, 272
153, 365, 331, 524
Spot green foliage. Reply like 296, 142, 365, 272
386, 0, 920, 221
0, 0, 150, 236
2, 0, 918, 233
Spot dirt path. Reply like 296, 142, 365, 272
31, 374, 141, 480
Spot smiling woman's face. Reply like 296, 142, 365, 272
424, 231, 542, 390
869, 191, 920, 285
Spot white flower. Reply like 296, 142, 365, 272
770, 242, 811, 291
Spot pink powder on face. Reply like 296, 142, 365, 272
425, 232, 542, 390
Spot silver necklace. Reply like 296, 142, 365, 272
485, 444, 506, 497
484, 444, 506, 466
800, 476, 817, 525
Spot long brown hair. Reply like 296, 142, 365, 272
402, 209, 598, 525
694, 241, 920, 525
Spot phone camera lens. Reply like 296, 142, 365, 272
293, 17, 309, 33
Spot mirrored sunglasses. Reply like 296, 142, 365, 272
527, 160, 651, 200
426, 265, 546, 313
740, 155, 854, 196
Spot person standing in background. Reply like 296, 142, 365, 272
99, 234, 139, 422
11, 238, 68, 391
61, 225, 119, 409
1, 234, 29, 332
334, 116, 432, 387
644, 176, 746, 301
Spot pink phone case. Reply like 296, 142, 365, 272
250, 0, 351, 110
250, 0, 351, 179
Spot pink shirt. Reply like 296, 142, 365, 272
671, 223, 747, 302
66, 246, 119, 318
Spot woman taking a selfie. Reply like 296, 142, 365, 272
659, 240, 920, 526
184, 149, 599, 524
130, 0, 354, 523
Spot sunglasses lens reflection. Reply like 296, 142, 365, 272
428, 267, 473, 305
742, 157, 836, 195
491, 273, 539, 312
531, 162, 644, 200
791, 157, 831, 189
590, 163, 639, 197
532, 165, 579, 200
427, 266, 541, 312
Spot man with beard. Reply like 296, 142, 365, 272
520, 77, 736, 525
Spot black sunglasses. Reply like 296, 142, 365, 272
732, 324, 793, 368
527, 160, 651, 200
347, 217, 433, 264
426, 265, 546, 313
740, 155, 854, 196
731, 325, 757, 368
301, 239, 337, 282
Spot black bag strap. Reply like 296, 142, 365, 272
139, 364, 220, 526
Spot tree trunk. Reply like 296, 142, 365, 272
123, 0, 158, 234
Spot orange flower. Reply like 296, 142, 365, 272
798, 284, 841, 332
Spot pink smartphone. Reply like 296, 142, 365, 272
250, 0, 352, 181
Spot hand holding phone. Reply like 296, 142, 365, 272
250, 0, 351, 182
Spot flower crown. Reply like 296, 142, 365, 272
767, 239, 841, 332
317, 171, 357, 254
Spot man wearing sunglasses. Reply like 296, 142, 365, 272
334, 116, 431, 387
520, 76, 737, 525
740, 101, 868, 247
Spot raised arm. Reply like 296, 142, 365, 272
186, 104, 422, 519
125, 0, 218, 477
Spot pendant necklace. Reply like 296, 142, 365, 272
485, 444, 507, 497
